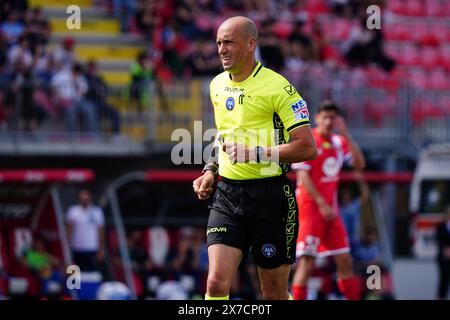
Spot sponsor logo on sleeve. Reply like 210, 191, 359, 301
291, 99, 309, 121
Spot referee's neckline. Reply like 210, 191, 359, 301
227, 61, 262, 84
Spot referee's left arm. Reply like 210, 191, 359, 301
268, 125, 317, 163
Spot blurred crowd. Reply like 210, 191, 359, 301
0, 1, 122, 135
109, 0, 394, 82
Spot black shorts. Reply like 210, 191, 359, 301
207, 175, 299, 269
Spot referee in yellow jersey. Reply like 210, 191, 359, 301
193, 16, 317, 300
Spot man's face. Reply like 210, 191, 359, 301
315, 110, 338, 135
216, 25, 250, 73
79, 190, 92, 207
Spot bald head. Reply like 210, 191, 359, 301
216, 16, 258, 78
219, 16, 258, 41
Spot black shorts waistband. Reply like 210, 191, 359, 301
220, 175, 287, 185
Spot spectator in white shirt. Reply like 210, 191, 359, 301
53, 37, 75, 71
66, 189, 105, 272
51, 63, 98, 133
7, 35, 33, 69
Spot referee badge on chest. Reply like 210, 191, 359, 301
225, 97, 235, 111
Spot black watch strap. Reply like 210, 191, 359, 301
255, 146, 264, 163
202, 163, 219, 176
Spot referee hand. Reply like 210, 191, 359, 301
193, 171, 215, 200
223, 142, 250, 164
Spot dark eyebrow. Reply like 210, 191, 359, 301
217, 39, 233, 44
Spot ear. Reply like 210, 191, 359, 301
248, 38, 256, 52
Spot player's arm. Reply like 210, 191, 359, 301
334, 116, 365, 170
297, 169, 336, 221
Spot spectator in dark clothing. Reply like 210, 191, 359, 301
258, 19, 285, 72
188, 35, 221, 77
85, 60, 121, 135
126, 229, 162, 298
436, 205, 450, 299
12, 65, 47, 132
289, 20, 313, 50
343, 17, 395, 72
25, 6, 50, 49
174, 0, 202, 40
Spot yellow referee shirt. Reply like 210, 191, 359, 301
210, 61, 311, 180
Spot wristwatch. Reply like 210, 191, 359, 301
255, 146, 264, 163
202, 162, 219, 176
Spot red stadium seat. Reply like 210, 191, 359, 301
420, 46, 443, 70
384, 42, 402, 61
411, 97, 445, 125
409, 67, 428, 89
427, 68, 450, 90
364, 92, 397, 127
425, 0, 443, 16
273, 20, 294, 39
406, 0, 424, 16
305, 0, 329, 14
444, 1, 450, 17
410, 22, 430, 43
388, 0, 405, 15
441, 44, 450, 70
384, 23, 410, 41
325, 18, 351, 41
429, 22, 447, 44
399, 43, 419, 66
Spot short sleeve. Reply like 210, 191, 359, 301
96, 208, 105, 226
272, 80, 310, 133
66, 207, 76, 223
